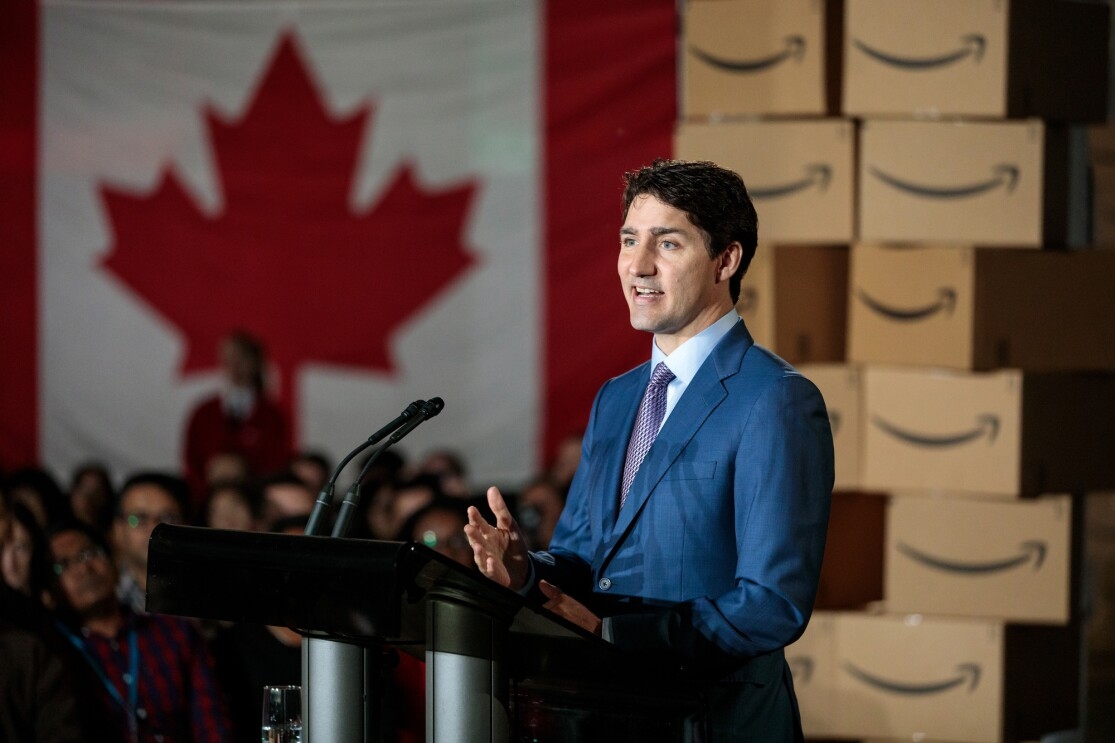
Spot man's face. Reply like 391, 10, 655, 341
618, 195, 740, 355
113, 484, 182, 571
49, 530, 116, 614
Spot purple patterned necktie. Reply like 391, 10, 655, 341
620, 361, 675, 507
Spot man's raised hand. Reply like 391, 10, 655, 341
464, 486, 530, 591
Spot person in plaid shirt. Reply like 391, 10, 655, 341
45, 519, 231, 743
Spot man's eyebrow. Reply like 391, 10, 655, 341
619, 226, 686, 236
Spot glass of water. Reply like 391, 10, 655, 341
262, 685, 302, 743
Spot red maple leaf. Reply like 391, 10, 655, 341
99, 33, 478, 433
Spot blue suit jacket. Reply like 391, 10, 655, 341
534, 321, 832, 723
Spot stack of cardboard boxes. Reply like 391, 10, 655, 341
674, 1, 1114, 741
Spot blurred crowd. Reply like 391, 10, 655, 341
0, 331, 578, 743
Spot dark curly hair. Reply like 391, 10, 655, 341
622, 159, 758, 303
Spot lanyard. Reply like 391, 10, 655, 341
61, 623, 141, 740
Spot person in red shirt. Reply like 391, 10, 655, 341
182, 332, 289, 509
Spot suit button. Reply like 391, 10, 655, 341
598, 577, 612, 591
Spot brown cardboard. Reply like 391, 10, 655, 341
799, 363, 863, 489
815, 490, 886, 610
847, 243, 1115, 371
862, 367, 1115, 496
785, 611, 839, 738
885, 493, 1073, 624
835, 613, 1004, 741
735, 244, 849, 365
682, 0, 838, 118
826, 613, 1080, 742
858, 119, 1070, 247
676, 119, 855, 244
842, 0, 1108, 122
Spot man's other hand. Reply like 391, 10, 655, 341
539, 580, 602, 636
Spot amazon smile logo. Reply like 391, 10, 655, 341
855, 287, 956, 321
843, 661, 981, 695
871, 413, 999, 447
896, 539, 1047, 574
689, 36, 805, 73
787, 656, 814, 684
852, 34, 986, 70
869, 164, 1019, 199
751, 164, 831, 200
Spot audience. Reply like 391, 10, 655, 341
67, 463, 116, 538
111, 472, 189, 615
203, 480, 260, 532
7, 467, 71, 529
257, 471, 315, 530
2, 438, 555, 743
1, 501, 52, 601
45, 519, 232, 742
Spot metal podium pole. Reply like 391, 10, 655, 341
426, 592, 511, 743
303, 636, 368, 742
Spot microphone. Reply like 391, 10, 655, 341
304, 400, 425, 536
330, 397, 445, 538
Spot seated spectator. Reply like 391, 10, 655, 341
514, 476, 568, 551
45, 520, 231, 742
202, 451, 250, 492
67, 463, 116, 538
416, 448, 470, 498
203, 481, 260, 532
111, 472, 189, 615
183, 331, 290, 510
289, 450, 332, 494
257, 471, 315, 531
7, 467, 71, 528
398, 499, 473, 568
364, 474, 440, 541
2, 501, 52, 602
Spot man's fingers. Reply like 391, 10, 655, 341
486, 486, 513, 529
538, 580, 562, 600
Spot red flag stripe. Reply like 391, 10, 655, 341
0, 0, 39, 468
542, 0, 677, 462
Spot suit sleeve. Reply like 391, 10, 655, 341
608, 374, 832, 674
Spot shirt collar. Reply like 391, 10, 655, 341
650, 310, 739, 385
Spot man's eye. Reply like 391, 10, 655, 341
661, 240, 677, 250
621, 237, 636, 247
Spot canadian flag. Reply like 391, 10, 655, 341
0, 0, 676, 484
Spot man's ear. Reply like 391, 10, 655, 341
717, 242, 742, 284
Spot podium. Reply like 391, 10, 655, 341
146, 525, 703, 742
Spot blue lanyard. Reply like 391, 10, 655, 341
61, 624, 140, 739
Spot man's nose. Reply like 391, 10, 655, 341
627, 244, 656, 276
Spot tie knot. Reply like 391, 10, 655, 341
650, 362, 675, 389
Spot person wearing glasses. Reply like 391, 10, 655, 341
111, 473, 189, 615
45, 519, 231, 743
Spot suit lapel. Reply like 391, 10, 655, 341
604, 323, 753, 561
591, 364, 648, 535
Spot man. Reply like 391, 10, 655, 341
46, 520, 231, 743
112, 472, 189, 614
465, 159, 833, 740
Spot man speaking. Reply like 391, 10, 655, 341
465, 159, 833, 741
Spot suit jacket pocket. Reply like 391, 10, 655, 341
661, 460, 717, 481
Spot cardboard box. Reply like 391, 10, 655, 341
847, 244, 1115, 371
785, 611, 840, 738
885, 493, 1074, 624
682, 0, 839, 118
799, 364, 863, 489
858, 119, 1070, 247
815, 490, 886, 610
862, 367, 1115, 496
735, 244, 848, 365
825, 613, 1080, 742
677, 119, 855, 244
842, 0, 1108, 121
